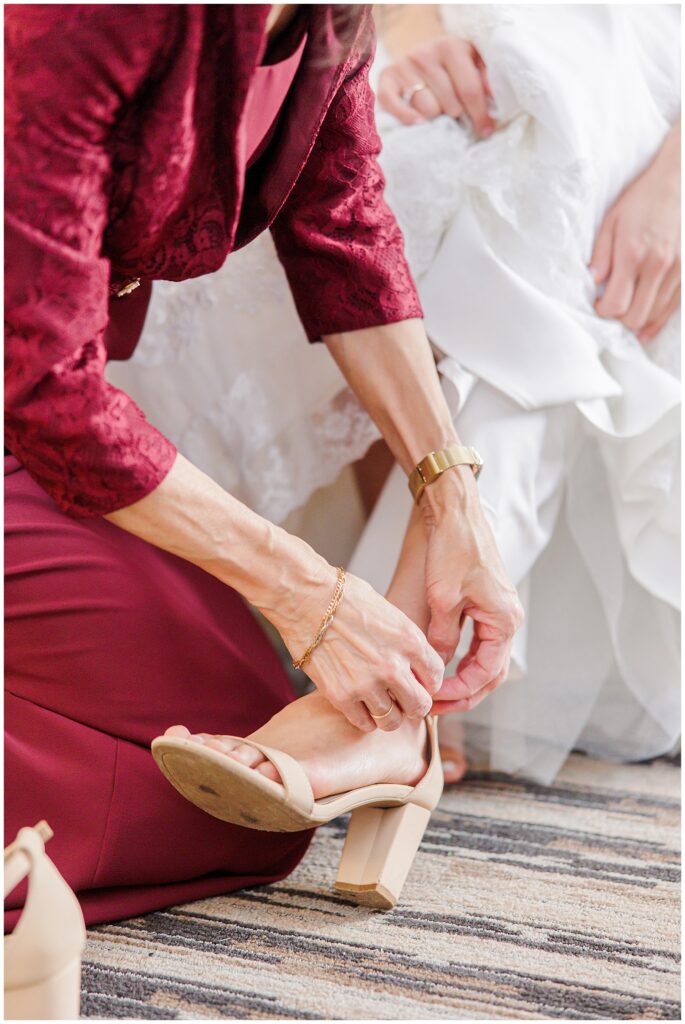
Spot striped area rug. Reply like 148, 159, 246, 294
82, 753, 680, 1020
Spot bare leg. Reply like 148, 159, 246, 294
385, 503, 468, 785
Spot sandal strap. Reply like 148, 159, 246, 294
4, 824, 47, 899
222, 737, 314, 816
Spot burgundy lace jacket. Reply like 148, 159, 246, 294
5, 4, 422, 517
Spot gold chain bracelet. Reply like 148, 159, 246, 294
292, 566, 346, 670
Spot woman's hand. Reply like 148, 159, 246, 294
375, 6, 494, 135
420, 469, 523, 711
591, 120, 681, 342
279, 567, 444, 733
107, 453, 443, 735
384, 489, 521, 714
323, 319, 523, 722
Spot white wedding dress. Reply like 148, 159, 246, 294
107, 5, 681, 783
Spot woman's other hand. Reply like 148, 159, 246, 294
420, 469, 523, 713
280, 567, 444, 733
591, 119, 681, 342
375, 4, 494, 136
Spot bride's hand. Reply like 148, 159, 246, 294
591, 120, 681, 342
377, 34, 495, 137
279, 568, 444, 733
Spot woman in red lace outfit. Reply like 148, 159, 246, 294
5, 4, 521, 927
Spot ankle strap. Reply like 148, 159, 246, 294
4, 821, 53, 898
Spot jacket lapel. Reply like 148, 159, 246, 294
233, 5, 350, 248
218, 4, 272, 245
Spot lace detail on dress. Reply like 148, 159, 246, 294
108, 229, 380, 523
6, 5, 420, 515
182, 382, 380, 522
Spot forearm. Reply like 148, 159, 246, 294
323, 318, 479, 513
105, 452, 333, 647
651, 116, 680, 192
375, 4, 445, 59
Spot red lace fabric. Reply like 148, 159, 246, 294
5, 6, 422, 517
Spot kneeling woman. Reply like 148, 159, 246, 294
5, 4, 521, 925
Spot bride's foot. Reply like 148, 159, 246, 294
164, 692, 427, 801
440, 744, 468, 784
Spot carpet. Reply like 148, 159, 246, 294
81, 753, 680, 1020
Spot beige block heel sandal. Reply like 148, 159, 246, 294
152, 716, 443, 909
4, 822, 86, 1020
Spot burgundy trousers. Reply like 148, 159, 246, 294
5, 455, 311, 929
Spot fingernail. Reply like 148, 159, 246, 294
442, 760, 458, 774
482, 125, 494, 137
589, 264, 601, 282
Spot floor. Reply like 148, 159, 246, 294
81, 753, 680, 1020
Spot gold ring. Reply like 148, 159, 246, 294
369, 700, 395, 721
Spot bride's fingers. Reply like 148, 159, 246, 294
407, 55, 462, 118
640, 285, 681, 341
639, 264, 680, 340
377, 67, 426, 125
590, 212, 615, 285
595, 232, 640, 320
441, 41, 494, 135
407, 81, 442, 120
623, 253, 669, 334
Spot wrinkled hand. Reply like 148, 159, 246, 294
591, 126, 680, 342
284, 569, 444, 733
421, 471, 523, 713
377, 34, 495, 136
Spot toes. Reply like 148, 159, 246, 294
164, 725, 191, 737
256, 762, 282, 784
202, 737, 231, 754
225, 743, 264, 769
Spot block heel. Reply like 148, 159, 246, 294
5, 821, 86, 1020
335, 802, 432, 909
153, 716, 443, 909
5, 954, 81, 1021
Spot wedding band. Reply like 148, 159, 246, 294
369, 700, 395, 721
401, 81, 427, 106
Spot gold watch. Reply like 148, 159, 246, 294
408, 444, 483, 503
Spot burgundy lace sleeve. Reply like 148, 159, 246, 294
5, 7, 177, 517
270, 34, 424, 342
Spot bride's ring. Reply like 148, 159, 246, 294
401, 81, 428, 106
369, 699, 396, 722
